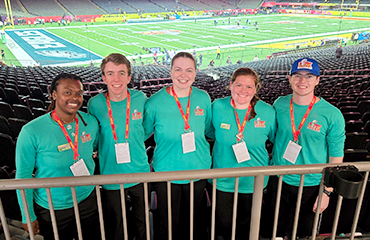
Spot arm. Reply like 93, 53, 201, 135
143, 100, 155, 140
15, 128, 38, 230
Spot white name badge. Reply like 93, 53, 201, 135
181, 131, 196, 154
70, 159, 90, 176
115, 143, 131, 164
232, 141, 251, 163
283, 140, 302, 164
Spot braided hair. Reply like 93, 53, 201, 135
47, 73, 83, 113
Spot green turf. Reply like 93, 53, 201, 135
2, 14, 370, 68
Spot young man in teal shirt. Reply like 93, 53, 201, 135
271, 58, 345, 238
88, 53, 150, 240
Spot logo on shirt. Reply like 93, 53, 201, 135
254, 118, 266, 128
132, 109, 142, 120
220, 123, 231, 130
195, 106, 204, 116
81, 132, 92, 143
307, 120, 321, 132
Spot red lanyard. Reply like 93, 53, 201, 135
231, 99, 251, 141
290, 96, 316, 142
53, 110, 79, 160
171, 86, 192, 131
106, 91, 131, 142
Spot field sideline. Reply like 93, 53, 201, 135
2, 14, 370, 68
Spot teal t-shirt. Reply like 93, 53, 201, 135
87, 89, 150, 190
272, 94, 345, 186
143, 87, 212, 184
211, 97, 276, 193
15, 111, 99, 223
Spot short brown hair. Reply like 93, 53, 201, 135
101, 53, 132, 76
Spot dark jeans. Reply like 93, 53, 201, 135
216, 189, 252, 240
35, 189, 101, 240
155, 180, 207, 240
103, 184, 147, 240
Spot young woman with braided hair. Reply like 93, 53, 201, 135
16, 73, 100, 240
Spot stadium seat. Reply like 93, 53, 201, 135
8, 118, 28, 137
338, 101, 357, 108
342, 112, 362, 122
28, 98, 46, 109
17, 85, 31, 97
0, 133, 16, 171
345, 120, 363, 133
0, 88, 7, 102
32, 108, 47, 118
340, 106, 358, 113
345, 132, 368, 149
4, 88, 22, 105
358, 100, 370, 115
12, 104, 34, 121
30, 87, 46, 102
0, 116, 15, 139
344, 149, 368, 162
0, 102, 15, 119
361, 112, 370, 124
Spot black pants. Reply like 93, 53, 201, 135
216, 189, 252, 240
155, 180, 206, 240
268, 177, 319, 239
35, 189, 101, 240
103, 184, 147, 240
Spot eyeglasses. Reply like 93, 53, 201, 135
291, 73, 317, 81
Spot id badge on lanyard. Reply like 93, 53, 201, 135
106, 92, 132, 164
283, 140, 302, 164
284, 96, 315, 164
231, 100, 251, 163
182, 131, 196, 154
70, 159, 90, 176
232, 141, 251, 163
115, 142, 131, 163
172, 87, 195, 154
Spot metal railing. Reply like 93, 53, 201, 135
1, 161, 369, 240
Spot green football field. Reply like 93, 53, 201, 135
3, 14, 370, 68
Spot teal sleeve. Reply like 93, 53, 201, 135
143, 100, 154, 140
15, 128, 37, 223
327, 111, 346, 157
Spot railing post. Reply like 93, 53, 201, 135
250, 174, 264, 240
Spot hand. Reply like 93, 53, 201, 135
92, 151, 98, 158
313, 194, 330, 213
23, 220, 40, 235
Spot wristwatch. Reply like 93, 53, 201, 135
323, 188, 332, 197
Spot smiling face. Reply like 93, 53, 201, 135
102, 61, 131, 101
230, 74, 257, 109
289, 70, 319, 98
170, 56, 196, 94
52, 78, 83, 118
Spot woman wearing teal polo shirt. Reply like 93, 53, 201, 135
211, 68, 276, 240
16, 73, 100, 240
143, 52, 213, 239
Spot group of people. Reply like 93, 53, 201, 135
15, 52, 345, 240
